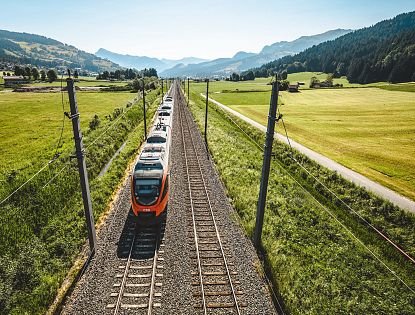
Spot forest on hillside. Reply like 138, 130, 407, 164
0, 30, 119, 72
246, 11, 415, 83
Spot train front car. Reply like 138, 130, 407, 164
130, 92, 173, 224
131, 146, 169, 223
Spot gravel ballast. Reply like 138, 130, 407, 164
61, 83, 277, 315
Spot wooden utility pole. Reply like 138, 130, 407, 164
142, 80, 147, 140
253, 81, 279, 248
67, 78, 97, 254
187, 78, 190, 105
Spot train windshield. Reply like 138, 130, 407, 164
135, 178, 160, 205
147, 136, 166, 143
135, 162, 163, 171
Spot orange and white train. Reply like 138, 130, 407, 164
130, 89, 174, 224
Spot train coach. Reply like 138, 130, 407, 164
130, 90, 174, 224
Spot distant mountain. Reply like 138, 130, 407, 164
233, 51, 256, 60
249, 11, 415, 83
0, 30, 120, 72
95, 48, 208, 72
160, 29, 351, 77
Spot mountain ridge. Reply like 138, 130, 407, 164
95, 48, 208, 73
0, 29, 120, 72
160, 28, 352, 77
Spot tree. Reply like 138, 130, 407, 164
326, 73, 334, 87
279, 80, 290, 91
89, 114, 100, 130
40, 70, 46, 81
141, 68, 158, 78
46, 69, 57, 82
280, 70, 288, 80
14, 65, 22, 76
244, 70, 255, 81
230, 72, 240, 82
73, 70, 79, 78
131, 78, 142, 91
24, 67, 32, 79
310, 76, 319, 88
102, 71, 110, 80
31, 68, 39, 80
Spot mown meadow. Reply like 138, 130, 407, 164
0, 84, 161, 314
186, 88, 415, 314
190, 78, 415, 201
0, 91, 136, 181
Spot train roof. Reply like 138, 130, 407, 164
139, 151, 164, 161
142, 144, 165, 152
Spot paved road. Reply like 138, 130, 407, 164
202, 93, 415, 214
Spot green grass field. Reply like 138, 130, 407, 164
187, 90, 415, 314
286, 72, 387, 88
0, 91, 137, 180
28, 80, 128, 87
188, 73, 387, 93
0, 86, 161, 314
194, 79, 415, 201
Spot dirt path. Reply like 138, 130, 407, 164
203, 93, 415, 214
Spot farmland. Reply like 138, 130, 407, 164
0, 91, 137, 183
190, 78, 415, 201
29, 79, 129, 87
187, 89, 415, 314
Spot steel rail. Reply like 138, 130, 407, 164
177, 83, 208, 315
176, 82, 241, 314
113, 224, 161, 315
113, 224, 138, 315
147, 226, 161, 315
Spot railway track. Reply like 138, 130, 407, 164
107, 211, 165, 315
176, 83, 245, 314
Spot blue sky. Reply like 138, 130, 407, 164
1, 0, 414, 59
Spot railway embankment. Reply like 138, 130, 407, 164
61, 82, 276, 314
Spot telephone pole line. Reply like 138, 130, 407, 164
67, 78, 97, 254
253, 81, 279, 248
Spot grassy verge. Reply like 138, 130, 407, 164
0, 88, 161, 314
204, 86, 415, 201
188, 91, 415, 314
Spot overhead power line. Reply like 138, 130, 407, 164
0, 156, 60, 206
208, 96, 415, 293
